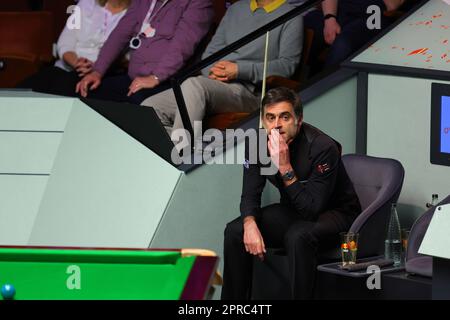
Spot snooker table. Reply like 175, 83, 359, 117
0, 246, 219, 300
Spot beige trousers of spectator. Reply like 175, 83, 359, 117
141, 75, 260, 139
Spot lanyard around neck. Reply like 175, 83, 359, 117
135, 0, 170, 40
141, 0, 169, 27
143, 0, 158, 23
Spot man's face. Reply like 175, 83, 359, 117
262, 101, 302, 144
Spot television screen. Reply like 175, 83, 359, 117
440, 96, 450, 154
431, 83, 450, 166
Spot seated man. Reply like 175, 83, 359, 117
76, 0, 214, 104
305, 0, 405, 68
141, 0, 303, 139
222, 87, 361, 299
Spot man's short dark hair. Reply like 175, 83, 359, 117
261, 87, 303, 118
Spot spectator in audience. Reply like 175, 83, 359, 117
305, 0, 405, 69
76, 0, 214, 104
20, 0, 130, 96
142, 0, 303, 140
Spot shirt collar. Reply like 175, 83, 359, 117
250, 0, 286, 13
289, 123, 304, 150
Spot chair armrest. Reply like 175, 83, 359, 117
0, 52, 41, 87
383, 10, 404, 19
204, 112, 251, 130
0, 52, 39, 64
39, 53, 55, 64
266, 75, 301, 92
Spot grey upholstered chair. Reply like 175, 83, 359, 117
317, 154, 405, 260
341, 154, 405, 257
405, 194, 450, 278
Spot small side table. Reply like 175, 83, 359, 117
315, 256, 405, 299
317, 255, 405, 277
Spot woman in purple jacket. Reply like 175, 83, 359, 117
76, 0, 214, 104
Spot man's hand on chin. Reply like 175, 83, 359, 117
268, 128, 291, 172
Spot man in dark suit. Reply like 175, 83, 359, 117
222, 87, 361, 299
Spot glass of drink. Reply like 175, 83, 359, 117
340, 232, 359, 266
401, 229, 410, 263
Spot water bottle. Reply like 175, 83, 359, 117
431, 194, 438, 207
426, 194, 439, 208
385, 203, 402, 266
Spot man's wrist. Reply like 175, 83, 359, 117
243, 216, 256, 226
244, 216, 255, 223
279, 165, 293, 175
282, 171, 296, 181
324, 14, 337, 21
279, 165, 297, 184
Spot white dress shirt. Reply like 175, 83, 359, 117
55, 0, 127, 71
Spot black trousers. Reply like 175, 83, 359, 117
19, 68, 160, 104
222, 204, 354, 300
86, 74, 162, 105
18, 66, 80, 97
304, 0, 394, 67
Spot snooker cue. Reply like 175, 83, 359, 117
259, 31, 270, 129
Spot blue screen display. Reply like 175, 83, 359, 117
441, 96, 450, 154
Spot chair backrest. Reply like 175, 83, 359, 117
406, 194, 450, 262
42, 0, 75, 43
343, 154, 405, 258
0, 1, 32, 11
291, 28, 314, 83
212, 0, 227, 27
0, 11, 54, 62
